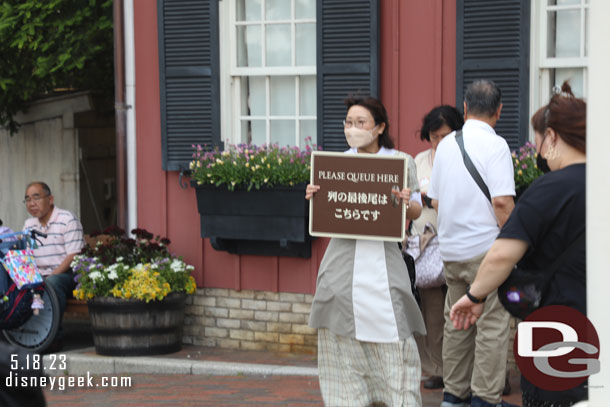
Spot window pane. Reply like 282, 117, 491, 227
547, 10, 580, 58
300, 76, 316, 116
296, 23, 316, 66
552, 68, 584, 97
270, 120, 296, 146
300, 120, 316, 147
270, 76, 295, 116
266, 0, 290, 21
548, 0, 580, 5
296, 0, 315, 19
242, 120, 266, 145
266, 24, 291, 66
241, 77, 266, 116
237, 0, 261, 21
237, 25, 262, 67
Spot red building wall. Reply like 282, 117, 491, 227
134, 0, 456, 295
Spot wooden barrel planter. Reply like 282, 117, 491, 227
87, 292, 186, 356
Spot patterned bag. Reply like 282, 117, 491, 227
0, 249, 43, 289
405, 223, 445, 288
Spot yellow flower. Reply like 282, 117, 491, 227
232, 161, 236, 165
207, 173, 212, 177
267, 163, 270, 169
278, 158, 282, 164
264, 178, 268, 183
245, 162, 250, 168
216, 159, 224, 165
222, 151, 230, 157
515, 159, 520, 164
518, 169, 523, 176
231, 181, 236, 186
189, 161, 195, 170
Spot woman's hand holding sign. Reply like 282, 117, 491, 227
305, 184, 320, 200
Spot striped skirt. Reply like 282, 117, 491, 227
318, 328, 422, 407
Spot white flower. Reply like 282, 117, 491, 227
151, 263, 159, 270
170, 259, 184, 273
70, 255, 83, 268
116, 256, 124, 263
89, 271, 103, 281
108, 270, 118, 280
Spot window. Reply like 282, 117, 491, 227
158, 0, 379, 170
532, 0, 589, 111
222, 0, 316, 147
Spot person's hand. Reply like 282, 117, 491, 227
450, 295, 484, 330
305, 184, 320, 200
391, 187, 411, 206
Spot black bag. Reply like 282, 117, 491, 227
0, 343, 46, 407
399, 243, 421, 308
498, 231, 585, 319
0, 281, 36, 330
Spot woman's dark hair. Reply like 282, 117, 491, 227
531, 81, 586, 154
344, 96, 394, 149
419, 105, 464, 142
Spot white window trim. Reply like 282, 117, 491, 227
529, 0, 589, 141
219, 0, 317, 147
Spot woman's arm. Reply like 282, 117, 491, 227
450, 238, 528, 329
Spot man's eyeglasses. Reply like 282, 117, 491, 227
343, 119, 369, 129
23, 194, 48, 204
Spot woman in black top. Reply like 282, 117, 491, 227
448, 82, 587, 407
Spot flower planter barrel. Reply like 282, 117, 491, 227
192, 182, 312, 257
87, 292, 186, 356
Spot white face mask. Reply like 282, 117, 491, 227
344, 125, 378, 148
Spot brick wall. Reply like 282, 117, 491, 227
183, 288, 318, 354
183, 288, 520, 361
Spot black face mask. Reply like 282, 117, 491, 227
536, 153, 551, 174
536, 135, 551, 174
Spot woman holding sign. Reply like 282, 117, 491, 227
306, 96, 426, 407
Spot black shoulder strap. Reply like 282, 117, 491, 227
455, 130, 492, 203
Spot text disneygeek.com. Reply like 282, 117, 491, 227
6, 372, 132, 391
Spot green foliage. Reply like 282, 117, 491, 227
512, 142, 544, 190
0, 0, 113, 134
190, 140, 319, 191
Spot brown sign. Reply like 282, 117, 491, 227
309, 151, 407, 241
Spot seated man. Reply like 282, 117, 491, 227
23, 182, 84, 347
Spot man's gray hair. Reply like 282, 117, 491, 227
464, 79, 502, 117
26, 181, 52, 196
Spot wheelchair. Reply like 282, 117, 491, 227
0, 229, 61, 353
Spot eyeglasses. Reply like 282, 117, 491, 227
343, 119, 370, 129
23, 194, 49, 204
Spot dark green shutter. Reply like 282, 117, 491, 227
158, 0, 220, 171
457, 0, 530, 149
316, 0, 380, 151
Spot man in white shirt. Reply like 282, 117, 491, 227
428, 80, 516, 407
23, 181, 84, 350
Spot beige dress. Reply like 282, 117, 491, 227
309, 147, 426, 407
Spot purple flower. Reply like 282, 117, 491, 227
522, 164, 527, 169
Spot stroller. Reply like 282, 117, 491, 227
0, 227, 60, 353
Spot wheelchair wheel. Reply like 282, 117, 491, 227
2, 283, 61, 353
